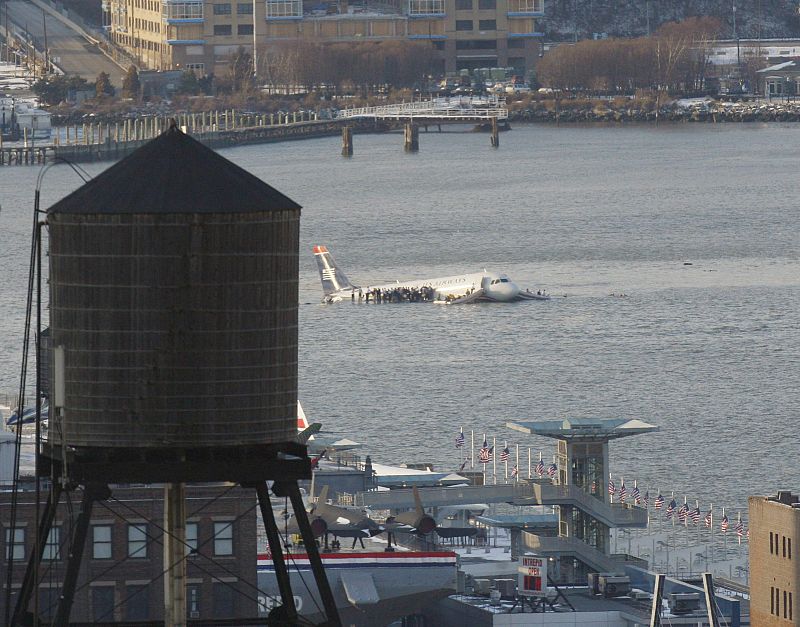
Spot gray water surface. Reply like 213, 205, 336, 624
1, 123, 798, 515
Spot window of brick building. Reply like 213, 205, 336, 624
125, 585, 149, 620
456, 20, 472, 31
92, 586, 115, 622
128, 524, 148, 558
92, 525, 112, 559
5, 527, 26, 561
238, 24, 254, 34
478, 19, 496, 30
214, 24, 233, 35
213, 3, 231, 14
214, 521, 234, 555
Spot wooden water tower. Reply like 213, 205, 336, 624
11, 125, 340, 626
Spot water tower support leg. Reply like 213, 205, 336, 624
12, 482, 63, 625
283, 481, 342, 626
253, 481, 298, 620
54, 483, 110, 627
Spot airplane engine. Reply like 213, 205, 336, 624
388, 512, 437, 535
310, 517, 328, 537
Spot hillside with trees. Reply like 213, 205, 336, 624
544, 0, 800, 40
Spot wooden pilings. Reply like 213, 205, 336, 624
490, 117, 499, 148
404, 123, 419, 152
341, 126, 353, 157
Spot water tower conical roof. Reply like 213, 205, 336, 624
49, 124, 302, 214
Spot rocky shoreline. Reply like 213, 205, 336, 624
507, 99, 800, 124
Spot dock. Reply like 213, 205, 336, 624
0, 97, 509, 165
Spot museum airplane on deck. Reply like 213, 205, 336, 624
313, 245, 549, 304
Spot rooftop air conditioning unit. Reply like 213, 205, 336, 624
588, 572, 616, 596
472, 578, 492, 595
495, 578, 516, 598
668, 592, 701, 615
598, 575, 631, 598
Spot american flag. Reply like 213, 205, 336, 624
619, 482, 627, 503
736, 519, 744, 537
608, 477, 616, 496
535, 458, 545, 477
691, 507, 701, 525
455, 430, 465, 448
721, 515, 729, 533
643, 491, 649, 508
632, 485, 641, 505
655, 494, 665, 510
747, 528, 750, 541
458, 459, 468, 472
677, 503, 688, 522
479, 440, 493, 464
704, 510, 713, 528
666, 499, 677, 519
500, 446, 510, 463
511, 465, 519, 478
548, 462, 557, 478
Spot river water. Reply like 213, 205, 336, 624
1, 123, 798, 518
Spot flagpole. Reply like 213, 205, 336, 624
696, 499, 700, 547
492, 435, 497, 485
723, 506, 727, 563
515, 444, 519, 483
527, 448, 531, 479
709, 503, 714, 570
481, 433, 486, 485
503, 441, 508, 481
469, 429, 475, 470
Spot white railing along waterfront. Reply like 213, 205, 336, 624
337, 96, 508, 120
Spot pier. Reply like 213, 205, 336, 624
0, 96, 508, 165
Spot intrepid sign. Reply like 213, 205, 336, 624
518, 554, 547, 598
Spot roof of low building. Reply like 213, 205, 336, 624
507, 417, 658, 441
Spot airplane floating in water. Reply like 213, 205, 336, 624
313, 245, 550, 304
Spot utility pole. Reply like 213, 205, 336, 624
252, 0, 257, 81
42, 8, 48, 75
732, 2, 740, 67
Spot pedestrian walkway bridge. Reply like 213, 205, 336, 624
336, 96, 508, 122
357, 481, 648, 529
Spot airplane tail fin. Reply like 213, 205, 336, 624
313, 245, 354, 296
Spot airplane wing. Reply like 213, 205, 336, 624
516, 291, 551, 301
434, 289, 486, 305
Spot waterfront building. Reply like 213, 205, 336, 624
0, 483, 258, 623
749, 491, 800, 625
103, 0, 544, 77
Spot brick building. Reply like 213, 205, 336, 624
749, 490, 800, 626
103, 0, 544, 77
0, 482, 258, 623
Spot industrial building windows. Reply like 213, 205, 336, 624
186, 522, 198, 555
238, 24, 254, 34
770, 531, 774, 554
163, 2, 203, 20
213, 582, 236, 618
124, 585, 149, 620
790, 537, 793, 559
772, 586, 775, 614
237, 2, 253, 12
43, 527, 60, 560
408, 0, 445, 15
790, 592, 794, 620
784, 535, 788, 558
455, 0, 472, 8
213, 3, 232, 14
38, 589, 58, 621
92, 586, 115, 622
5, 526, 26, 560
455, 39, 496, 49
186, 63, 205, 74
478, 0, 495, 8
456, 20, 472, 31
127, 523, 148, 558
214, 24, 233, 35
478, 19, 496, 29
266, 0, 302, 17
786, 590, 789, 619
214, 521, 234, 555
92, 525, 112, 559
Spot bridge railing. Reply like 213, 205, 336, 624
337, 96, 508, 120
